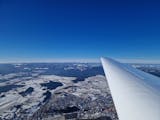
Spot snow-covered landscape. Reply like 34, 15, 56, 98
0, 74, 75, 119
0, 63, 160, 120
0, 63, 118, 120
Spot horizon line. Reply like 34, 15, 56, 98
0, 58, 160, 64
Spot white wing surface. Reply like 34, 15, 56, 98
101, 57, 160, 120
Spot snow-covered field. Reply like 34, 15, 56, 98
0, 63, 110, 120
0, 73, 76, 119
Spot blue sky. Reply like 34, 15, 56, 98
0, 0, 160, 62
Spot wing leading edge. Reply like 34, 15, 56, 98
101, 57, 160, 120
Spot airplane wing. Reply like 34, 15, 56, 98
101, 57, 160, 120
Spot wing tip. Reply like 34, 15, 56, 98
100, 57, 115, 63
